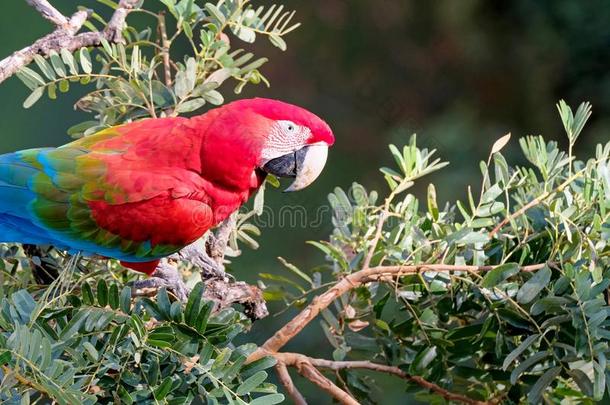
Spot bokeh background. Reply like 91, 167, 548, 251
1, 1, 609, 403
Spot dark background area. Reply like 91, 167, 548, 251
1, 1, 609, 403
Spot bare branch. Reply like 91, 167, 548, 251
0, 0, 140, 84
208, 214, 237, 266
25, 0, 68, 26
291, 359, 358, 405
157, 11, 172, 87
361, 209, 386, 269
275, 362, 307, 405
274, 352, 493, 405
203, 277, 268, 320
105, 0, 140, 43
249, 262, 547, 361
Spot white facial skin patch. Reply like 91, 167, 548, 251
260, 120, 311, 163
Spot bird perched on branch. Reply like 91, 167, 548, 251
0, 98, 334, 296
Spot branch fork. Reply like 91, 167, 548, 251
249, 262, 546, 404
0, 0, 139, 84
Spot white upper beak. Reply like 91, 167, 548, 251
284, 144, 329, 192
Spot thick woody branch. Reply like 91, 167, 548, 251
0, 0, 139, 84
249, 262, 547, 361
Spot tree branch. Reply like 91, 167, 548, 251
275, 362, 307, 405
249, 262, 547, 360
290, 359, 359, 405
25, 0, 68, 26
0, 0, 139, 84
157, 11, 172, 87
273, 352, 493, 405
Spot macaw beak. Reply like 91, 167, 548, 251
262, 143, 329, 192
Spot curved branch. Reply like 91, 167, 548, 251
249, 262, 547, 361
291, 359, 358, 405
0, 0, 139, 84
274, 352, 493, 405
275, 362, 307, 405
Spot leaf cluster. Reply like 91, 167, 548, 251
266, 101, 610, 403
0, 277, 282, 404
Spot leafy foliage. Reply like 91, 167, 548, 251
266, 101, 610, 403
8, 0, 610, 403
0, 279, 281, 404
18, 0, 297, 124
4, 0, 301, 403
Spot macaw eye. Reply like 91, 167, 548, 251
279, 120, 298, 133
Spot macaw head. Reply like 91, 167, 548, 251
200, 98, 334, 192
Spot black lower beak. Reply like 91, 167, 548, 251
261, 144, 329, 192
262, 148, 307, 178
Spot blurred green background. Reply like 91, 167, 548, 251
1, 1, 609, 402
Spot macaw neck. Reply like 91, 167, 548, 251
193, 111, 266, 193
190, 112, 267, 222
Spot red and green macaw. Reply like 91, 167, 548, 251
0, 98, 334, 274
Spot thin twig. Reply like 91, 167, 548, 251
0, 0, 139, 84
361, 209, 386, 269
157, 11, 172, 87
273, 352, 494, 405
275, 362, 307, 405
291, 359, 359, 405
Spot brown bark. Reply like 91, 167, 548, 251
0, 0, 139, 84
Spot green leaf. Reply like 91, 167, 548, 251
120, 286, 132, 314
502, 334, 540, 370
0, 350, 12, 365
58, 79, 69, 93
185, 282, 204, 326
33, 55, 56, 80
234, 26, 256, 43
82, 341, 99, 362
108, 283, 119, 309
481, 263, 519, 288
307, 241, 349, 270
249, 394, 285, 405
277, 257, 313, 286
491, 133, 511, 154
79, 48, 93, 74
509, 352, 548, 385
176, 98, 206, 113
269, 34, 287, 51
201, 89, 224, 105
157, 287, 171, 319
241, 356, 277, 378
82, 282, 95, 305
204, 3, 226, 24
568, 369, 593, 397
196, 301, 213, 333
517, 265, 551, 304
60, 49, 78, 75
527, 366, 561, 403
236, 371, 268, 395
67, 121, 99, 137
410, 346, 437, 374
96, 279, 108, 307
22, 87, 44, 109
154, 376, 173, 400
49, 51, 66, 77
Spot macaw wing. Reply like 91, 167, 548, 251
0, 122, 211, 262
